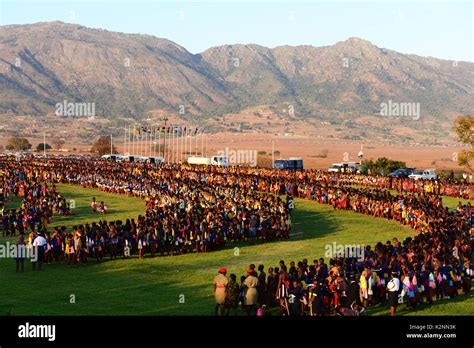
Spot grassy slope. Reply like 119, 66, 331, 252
0, 184, 471, 316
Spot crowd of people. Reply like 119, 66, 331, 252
215, 249, 472, 316
0, 156, 472, 316
303, 172, 473, 199
0, 157, 292, 265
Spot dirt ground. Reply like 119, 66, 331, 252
1, 132, 469, 172
201, 133, 467, 171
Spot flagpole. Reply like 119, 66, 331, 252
153, 127, 156, 157
272, 139, 275, 168
184, 127, 187, 161
141, 128, 144, 157
170, 126, 172, 161
154, 127, 157, 157
135, 127, 138, 157
124, 126, 127, 155
176, 127, 180, 163
187, 127, 191, 159
176, 127, 179, 163
174, 126, 178, 163
158, 127, 161, 158
165, 127, 168, 159
180, 126, 183, 163
177, 126, 180, 163
195, 129, 198, 156
181, 127, 184, 162
168, 126, 173, 162
140, 127, 143, 156
144, 130, 147, 157
149, 129, 153, 157
205, 132, 208, 157
145, 131, 148, 157
170, 126, 173, 163
175, 127, 179, 163
110, 134, 113, 155
165, 127, 171, 162
179, 126, 182, 162
133, 126, 136, 156
201, 129, 204, 157
43, 131, 46, 156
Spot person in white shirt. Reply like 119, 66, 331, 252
386, 271, 400, 316
32, 233, 47, 271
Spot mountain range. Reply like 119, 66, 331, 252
0, 21, 473, 142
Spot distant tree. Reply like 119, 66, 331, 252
360, 157, 406, 175
6, 137, 32, 151
52, 139, 65, 150
36, 143, 52, 151
91, 136, 117, 156
454, 115, 474, 172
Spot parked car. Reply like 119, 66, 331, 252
408, 169, 437, 180
388, 168, 415, 178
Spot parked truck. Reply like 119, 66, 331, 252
328, 162, 360, 173
408, 169, 437, 180
187, 156, 229, 166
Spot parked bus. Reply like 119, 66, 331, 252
273, 158, 304, 170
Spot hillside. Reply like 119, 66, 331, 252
0, 21, 473, 142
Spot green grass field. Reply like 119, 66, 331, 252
0, 184, 472, 316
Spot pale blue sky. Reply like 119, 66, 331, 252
1, 0, 473, 61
